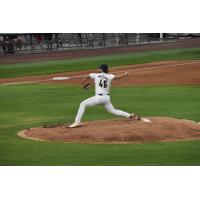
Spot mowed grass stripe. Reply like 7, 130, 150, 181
1, 47, 200, 78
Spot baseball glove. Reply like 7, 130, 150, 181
82, 82, 91, 90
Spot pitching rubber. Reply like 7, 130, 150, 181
141, 118, 152, 123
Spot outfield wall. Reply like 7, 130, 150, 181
1, 37, 200, 65
0, 33, 180, 54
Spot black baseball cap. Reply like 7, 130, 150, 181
98, 64, 108, 73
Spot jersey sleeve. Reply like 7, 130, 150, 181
89, 73, 96, 79
110, 74, 115, 80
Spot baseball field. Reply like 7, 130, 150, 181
0, 46, 200, 165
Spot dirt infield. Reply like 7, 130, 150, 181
17, 117, 200, 144
1, 60, 200, 86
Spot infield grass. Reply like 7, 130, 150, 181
1, 47, 200, 78
0, 84, 200, 165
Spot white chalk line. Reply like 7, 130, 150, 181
1, 78, 51, 86
70, 61, 200, 79
50, 61, 200, 79
1, 61, 200, 86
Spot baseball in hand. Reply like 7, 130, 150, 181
124, 72, 129, 76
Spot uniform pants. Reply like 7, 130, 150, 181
75, 95, 130, 122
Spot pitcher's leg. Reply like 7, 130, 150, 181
75, 96, 99, 122
104, 102, 130, 118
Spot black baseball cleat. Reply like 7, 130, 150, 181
130, 113, 140, 120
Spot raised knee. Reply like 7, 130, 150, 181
80, 102, 85, 107
80, 101, 88, 108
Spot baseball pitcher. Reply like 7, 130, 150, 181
69, 64, 140, 128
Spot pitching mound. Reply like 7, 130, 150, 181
17, 117, 200, 144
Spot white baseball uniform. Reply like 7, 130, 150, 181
74, 72, 131, 123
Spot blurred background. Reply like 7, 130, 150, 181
1, 33, 200, 54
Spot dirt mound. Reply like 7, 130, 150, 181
17, 117, 200, 144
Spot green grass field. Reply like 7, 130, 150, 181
0, 48, 200, 165
1, 47, 200, 78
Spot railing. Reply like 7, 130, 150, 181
0, 34, 180, 54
